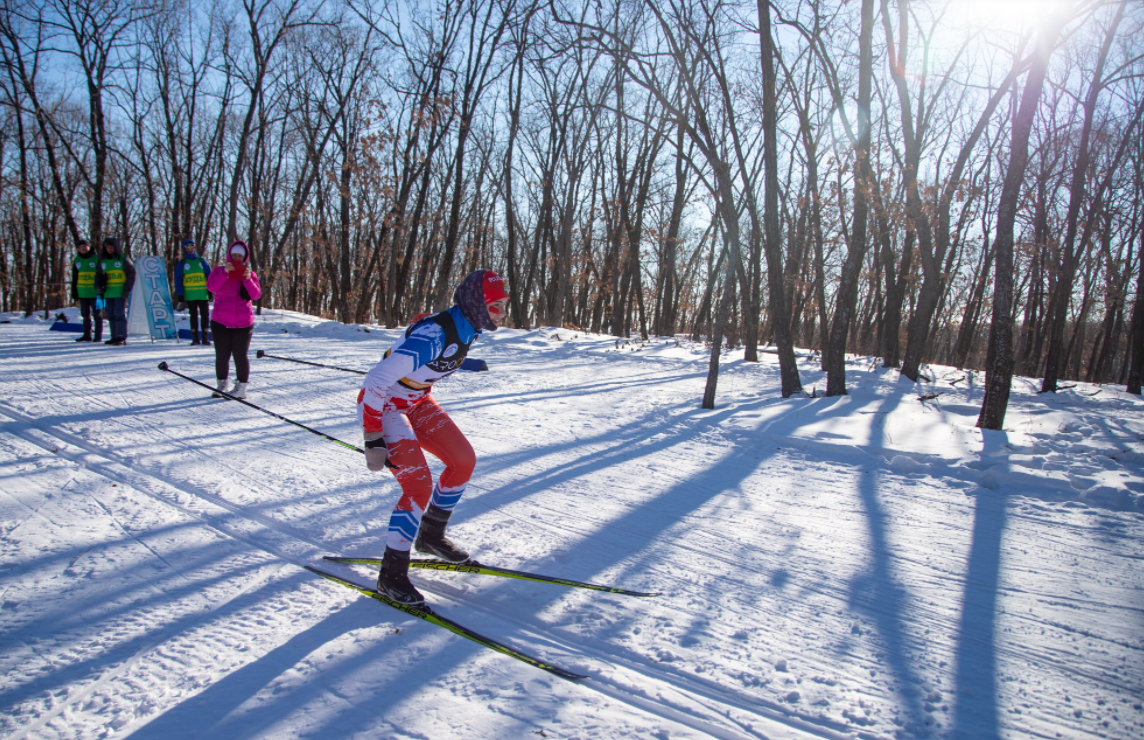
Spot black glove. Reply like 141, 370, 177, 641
175, 300, 187, 311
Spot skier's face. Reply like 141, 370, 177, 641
487, 298, 508, 327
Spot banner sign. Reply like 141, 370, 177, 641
127, 255, 177, 340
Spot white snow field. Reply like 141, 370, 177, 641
1, 308, 1142, 740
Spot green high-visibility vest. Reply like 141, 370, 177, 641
74, 255, 99, 299
181, 258, 209, 301
100, 257, 127, 298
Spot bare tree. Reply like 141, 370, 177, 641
979, 14, 1067, 430
432, 0, 518, 306
224, 0, 325, 244
1041, 0, 1135, 392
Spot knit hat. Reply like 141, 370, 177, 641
228, 240, 248, 262
182, 238, 195, 250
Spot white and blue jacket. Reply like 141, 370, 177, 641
361, 306, 478, 409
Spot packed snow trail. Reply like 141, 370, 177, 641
1, 310, 1142, 740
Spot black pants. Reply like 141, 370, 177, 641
187, 300, 210, 340
211, 321, 253, 383
105, 296, 127, 340
79, 297, 103, 340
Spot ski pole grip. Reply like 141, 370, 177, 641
158, 362, 169, 371
256, 350, 265, 358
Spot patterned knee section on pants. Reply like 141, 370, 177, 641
387, 509, 422, 551
429, 483, 465, 513
386, 446, 434, 551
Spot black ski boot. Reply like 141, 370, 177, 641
414, 504, 471, 563
376, 547, 425, 606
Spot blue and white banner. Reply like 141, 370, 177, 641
127, 255, 177, 340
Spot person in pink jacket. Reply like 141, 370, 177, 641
206, 240, 262, 399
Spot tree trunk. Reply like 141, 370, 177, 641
979, 19, 1062, 429
953, 234, 995, 368
824, 0, 874, 396
1041, 2, 1126, 392
758, 0, 802, 397
1126, 231, 1144, 393
702, 227, 738, 409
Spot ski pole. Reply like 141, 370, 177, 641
255, 350, 489, 374
255, 349, 366, 375
157, 361, 364, 454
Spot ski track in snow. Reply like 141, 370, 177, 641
0, 400, 825, 740
1, 310, 1142, 740
0, 385, 843, 740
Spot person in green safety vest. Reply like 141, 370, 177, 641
174, 238, 213, 346
70, 237, 104, 342
96, 236, 135, 346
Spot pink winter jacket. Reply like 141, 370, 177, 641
207, 264, 262, 329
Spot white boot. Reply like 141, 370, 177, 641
231, 381, 248, 399
212, 378, 228, 398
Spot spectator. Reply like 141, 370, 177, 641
174, 238, 212, 346
71, 238, 103, 342
206, 240, 261, 399
97, 236, 135, 346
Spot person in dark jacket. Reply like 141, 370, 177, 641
71, 238, 103, 342
174, 238, 212, 345
97, 236, 135, 346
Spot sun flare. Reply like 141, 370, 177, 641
950, 0, 1074, 37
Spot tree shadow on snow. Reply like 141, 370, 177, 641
122, 571, 382, 740
951, 488, 1007, 740
848, 378, 935, 736
848, 378, 1005, 739
125, 572, 573, 740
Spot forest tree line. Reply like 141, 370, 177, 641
2, 0, 1143, 425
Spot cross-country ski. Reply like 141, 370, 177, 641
305, 566, 588, 681
323, 555, 662, 596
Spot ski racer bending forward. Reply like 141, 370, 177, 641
358, 270, 509, 606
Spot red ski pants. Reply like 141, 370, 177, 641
358, 393, 475, 518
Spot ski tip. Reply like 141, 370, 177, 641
157, 361, 169, 371
256, 349, 265, 358
548, 665, 590, 681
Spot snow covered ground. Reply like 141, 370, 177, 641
1, 308, 1142, 740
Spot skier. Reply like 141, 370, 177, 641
358, 269, 509, 605
71, 238, 103, 342
97, 236, 135, 346
174, 238, 212, 346
206, 240, 261, 399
